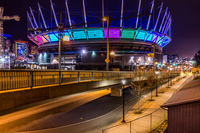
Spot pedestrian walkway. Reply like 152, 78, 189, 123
102, 73, 194, 133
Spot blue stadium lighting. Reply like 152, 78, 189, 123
87, 29, 104, 39
49, 33, 59, 42
27, 0, 172, 53
121, 29, 135, 39
136, 30, 147, 40
73, 30, 87, 40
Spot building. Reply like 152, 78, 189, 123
14, 40, 28, 58
161, 78, 200, 133
0, 34, 11, 68
27, 0, 172, 70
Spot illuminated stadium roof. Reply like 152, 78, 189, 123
27, 0, 172, 48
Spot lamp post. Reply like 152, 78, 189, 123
152, 44, 155, 73
103, 16, 109, 71
122, 79, 126, 122
110, 51, 115, 65
155, 71, 159, 96
131, 57, 134, 71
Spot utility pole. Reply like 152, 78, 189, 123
152, 44, 155, 73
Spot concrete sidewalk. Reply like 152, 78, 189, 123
102, 73, 194, 133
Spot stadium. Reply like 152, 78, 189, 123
27, 0, 172, 70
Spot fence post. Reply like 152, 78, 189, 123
31, 71, 33, 89
102, 72, 104, 80
150, 113, 152, 132
130, 122, 131, 133
78, 72, 80, 83
59, 71, 61, 85
92, 72, 94, 81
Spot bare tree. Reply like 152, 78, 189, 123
129, 71, 148, 114
146, 71, 156, 101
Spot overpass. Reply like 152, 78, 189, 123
0, 70, 178, 112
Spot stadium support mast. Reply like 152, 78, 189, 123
82, 0, 87, 27
146, 0, 154, 30
65, 0, 72, 28
102, 0, 104, 27
0, 7, 20, 58
38, 3, 47, 29
120, 0, 124, 27
161, 12, 170, 33
135, 0, 141, 28
159, 7, 168, 32
50, 0, 58, 27
164, 16, 172, 34
27, 11, 35, 29
153, 2, 163, 31
30, 7, 38, 28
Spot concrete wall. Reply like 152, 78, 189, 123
0, 78, 131, 111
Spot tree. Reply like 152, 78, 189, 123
146, 71, 156, 101
193, 50, 200, 66
129, 71, 148, 114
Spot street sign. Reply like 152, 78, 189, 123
105, 58, 110, 63
147, 53, 154, 58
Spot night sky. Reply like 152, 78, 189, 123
1, 0, 200, 58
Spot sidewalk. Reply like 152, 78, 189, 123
102, 74, 194, 133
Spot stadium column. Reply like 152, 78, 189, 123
106, 17, 110, 71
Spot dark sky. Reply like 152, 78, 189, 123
1, 0, 200, 58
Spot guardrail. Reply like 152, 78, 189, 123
102, 108, 167, 133
0, 70, 138, 91
0, 70, 180, 91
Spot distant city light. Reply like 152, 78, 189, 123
122, 80, 126, 85
82, 50, 86, 54
92, 51, 96, 56
0, 58, 5, 62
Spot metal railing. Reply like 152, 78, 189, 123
0, 70, 138, 91
102, 108, 167, 133
0, 70, 180, 91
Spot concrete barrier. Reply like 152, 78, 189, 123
0, 78, 132, 111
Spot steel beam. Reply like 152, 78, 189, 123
82, 0, 87, 27
153, 2, 163, 31
159, 7, 168, 32
50, 0, 58, 27
38, 3, 47, 29
120, 0, 124, 27
65, 0, 72, 28
135, 0, 141, 28
30, 7, 38, 28
146, 0, 154, 30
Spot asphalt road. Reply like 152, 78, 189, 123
16, 87, 138, 133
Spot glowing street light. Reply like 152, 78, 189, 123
62, 35, 70, 44
110, 51, 115, 56
121, 79, 126, 122
82, 50, 86, 54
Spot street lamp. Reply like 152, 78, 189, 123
103, 16, 110, 71
152, 44, 155, 73
136, 58, 141, 72
131, 57, 134, 71
122, 79, 126, 122
155, 71, 159, 97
